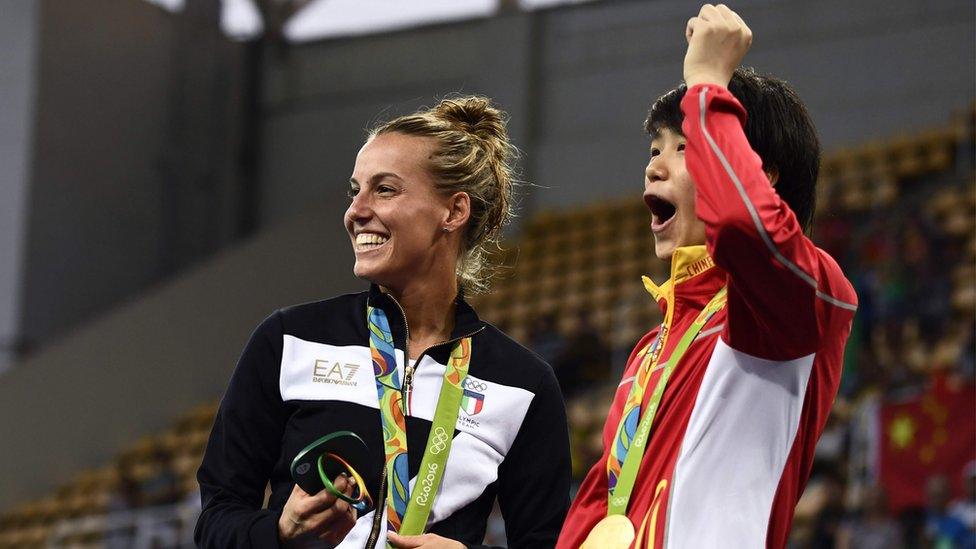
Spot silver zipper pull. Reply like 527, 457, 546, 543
404, 363, 414, 388
403, 363, 415, 416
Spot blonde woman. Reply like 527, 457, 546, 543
196, 96, 571, 549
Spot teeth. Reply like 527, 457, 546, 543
356, 233, 388, 246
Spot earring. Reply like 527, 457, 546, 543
442, 227, 451, 233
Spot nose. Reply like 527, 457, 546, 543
345, 191, 372, 227
645, 156, 668, 184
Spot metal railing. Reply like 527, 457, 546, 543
47, 501, 200, 549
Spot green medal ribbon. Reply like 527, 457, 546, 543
607, 287, 727, 516
367, 305, 473, 540
398, 338, 471, 535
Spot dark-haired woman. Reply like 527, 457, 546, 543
196, 96, 571, 549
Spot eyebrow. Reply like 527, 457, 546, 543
649, 135, 688, 149
349, 172, 404, 185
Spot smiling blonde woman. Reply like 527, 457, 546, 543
195, 96, 571, 549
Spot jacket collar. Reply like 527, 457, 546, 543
641, 245, 725, 316
366, 284, 485, 341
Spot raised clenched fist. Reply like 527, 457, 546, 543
683, 4, 753, 88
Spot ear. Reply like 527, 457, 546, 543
442, 192, 471, 233
765, 166, 780, 187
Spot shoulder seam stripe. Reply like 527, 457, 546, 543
697, 87, 857, 312
694, 324, 725, 341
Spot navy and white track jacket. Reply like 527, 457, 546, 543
196, 285, 571, 548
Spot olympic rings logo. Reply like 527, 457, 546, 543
463, 379, 488, 392
429, 427, 450, 454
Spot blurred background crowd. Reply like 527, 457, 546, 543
0, 0, 972, 547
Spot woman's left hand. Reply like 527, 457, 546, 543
387, 532, 466, 549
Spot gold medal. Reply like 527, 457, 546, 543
581, 515, 636, 549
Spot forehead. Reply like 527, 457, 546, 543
649, 126, 685, 146
353, 132, 436, 181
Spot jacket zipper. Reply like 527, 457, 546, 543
403, 327, 484, 414
385, 294, 484, 416
387, 296, 413, 415
365, 466, 387, 549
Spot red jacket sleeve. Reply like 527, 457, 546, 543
680, 84, 857, 360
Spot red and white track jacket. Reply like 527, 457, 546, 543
557, 84, 858, 548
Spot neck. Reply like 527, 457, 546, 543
383, 276, 458, 345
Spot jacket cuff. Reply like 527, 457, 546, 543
251, 509, 284, 549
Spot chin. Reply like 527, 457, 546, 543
355, 263, 403, 290
353, 260, 381, 281
653, 240, 676, 261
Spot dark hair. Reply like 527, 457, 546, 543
645, 67, 821, 231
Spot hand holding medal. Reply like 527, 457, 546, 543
278, 475, 360, 547
279, 431, 375, 547
290, 431, 374, 513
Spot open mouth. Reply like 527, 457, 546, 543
355, 232, 389, 251
646, 195, 677, 232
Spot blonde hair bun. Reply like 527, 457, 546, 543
433, 96, 509, 144
370, 95, 518, 294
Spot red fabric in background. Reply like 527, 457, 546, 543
879, 376, 976, 512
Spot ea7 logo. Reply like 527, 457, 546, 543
312, 360, 360, 386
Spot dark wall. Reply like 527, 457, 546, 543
259, 12, 534, 231
260, 0, 976, 217
0, 0, 37, 370
21, 0, 245, 348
